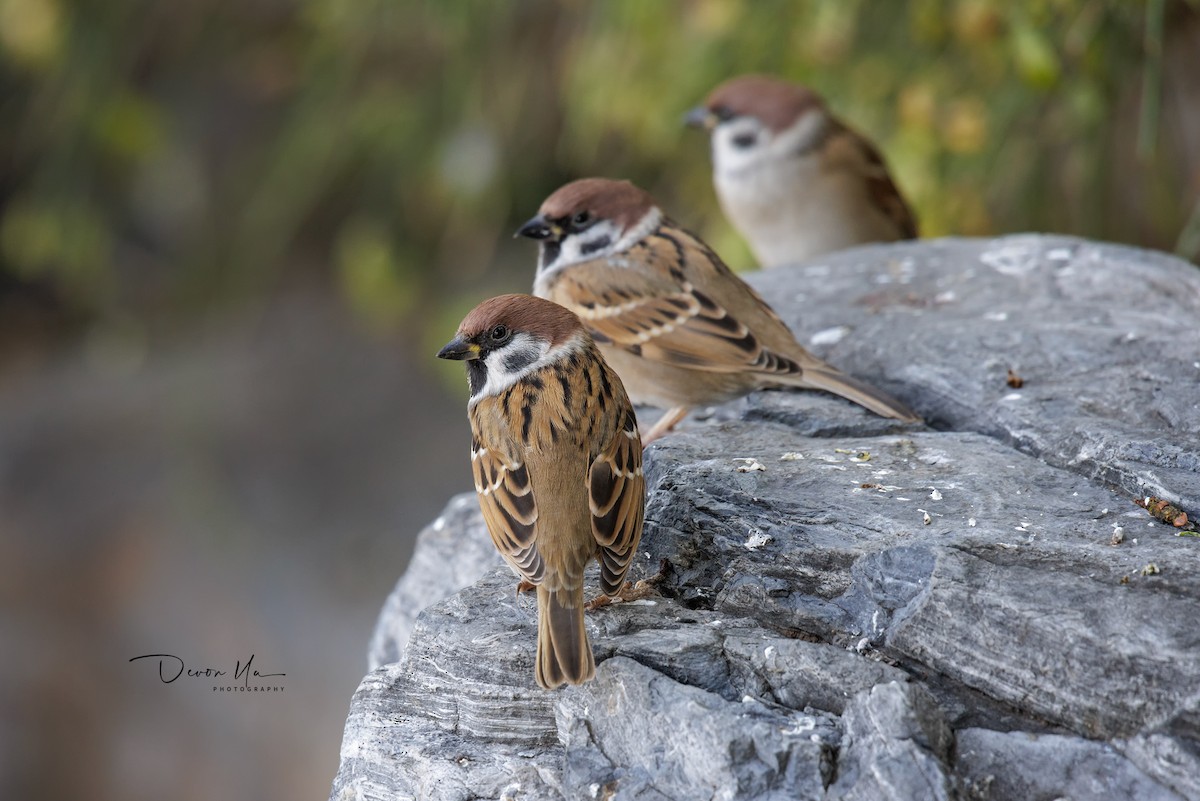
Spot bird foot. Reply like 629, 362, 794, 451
585, 571, 666, 611
639, 406, 690, 446
515, 579, 536, 597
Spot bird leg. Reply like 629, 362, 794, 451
640, 406, 690, 445
585, 559, 673, 610
584, 580, 658, 611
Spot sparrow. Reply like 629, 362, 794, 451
517, 178, 920, 443
437, 293, 645, 689
686, 74, 917, 267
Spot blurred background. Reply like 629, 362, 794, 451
1, 1, 1198, 799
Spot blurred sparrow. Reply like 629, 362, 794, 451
437, 294, 645, 689
517, 178, 920, 443
687, 74, 917, 267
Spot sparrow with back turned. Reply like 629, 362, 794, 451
686, 74, 917, 267
437, 294, 645, 689
517, 178, 920, 443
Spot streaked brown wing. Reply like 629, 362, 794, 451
588, 404, 645, 597
472, 437, 545, 583
552, 239, 799, 378
826, 123, 918, 239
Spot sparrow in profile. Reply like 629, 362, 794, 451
517, 178, 920, 443
686, 74, 917, 267
437, 294, 645, 689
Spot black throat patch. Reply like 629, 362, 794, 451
466, 359, 488, 397
540, 241, 562, 272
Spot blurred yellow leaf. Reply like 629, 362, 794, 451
807, 3, 857, 65
898, 84, 937, 134
943, 97, 989, 153
0, 0, 64, 70
953, 0, 1004, 44
689, 0, 741, 35
335, 220, 416, 330
1, 200, 60, 277
93, 92, 166, 161
1011, 20, 1061, 89
0, 198, 111, 296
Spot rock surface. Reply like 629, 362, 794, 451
333, 236, 1200, 800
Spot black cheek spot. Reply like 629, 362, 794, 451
580, 235, 612, 256
503, 349, 538, 374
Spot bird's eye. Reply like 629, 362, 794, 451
489, 324, 509, 342
571, 211, 590, 227
732, 132, 757, 149
714, 106, 736, 122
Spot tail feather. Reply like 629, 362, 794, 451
535, 585, 594, 690
791, 366, 921, 422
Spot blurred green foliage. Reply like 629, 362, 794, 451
2, 0, 1198, 345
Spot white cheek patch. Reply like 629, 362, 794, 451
534, 209, 664, 289
712, 118, 771, 175
772, 109, 829, 158
476, 333, 549, 400
468, 334, 587, 406
713, 112, 828, 177
538, 219, 622, 277
613, 207, 662, 253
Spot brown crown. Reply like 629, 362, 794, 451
703, 74, 825, 133
538, 178, 658, 233
457, 294, 585, 348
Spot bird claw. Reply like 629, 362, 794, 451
639, 407, 690, 446
585, 576, 661, 610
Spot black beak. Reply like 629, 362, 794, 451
436, 336, 480, 361
684, 106, 717, 130
515, 214, 558, 241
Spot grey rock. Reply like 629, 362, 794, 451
557, 657, 833, 801
335, 570, 563, 801
721, 633, 909, 715
1119, 732, 1200, 800
828, 682, 955, 801
640, 424, 1200, 739
333, 237, 1200, 801
956, 728, 1186, 801
368, 492, 504, 669
746, 235, 1200, 512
